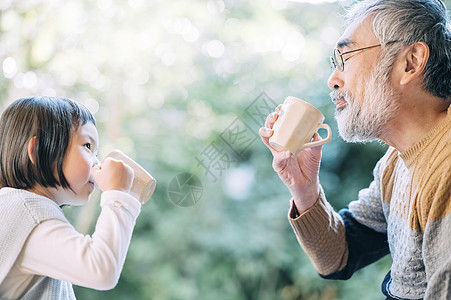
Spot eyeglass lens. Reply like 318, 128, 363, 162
333, 49, 343, 71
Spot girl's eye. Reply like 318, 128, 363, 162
84, 143, 91, 150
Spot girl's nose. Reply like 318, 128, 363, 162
93, 156, 101, 167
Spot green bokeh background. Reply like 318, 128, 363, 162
1, 0, 449, 299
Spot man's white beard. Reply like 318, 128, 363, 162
331, 62, 399, 143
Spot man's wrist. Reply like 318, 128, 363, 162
291, 186, 321, 215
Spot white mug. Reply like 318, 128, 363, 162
105, 150, 157, 204
269, 96, 331, 154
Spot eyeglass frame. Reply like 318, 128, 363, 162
330, 41, 399, 72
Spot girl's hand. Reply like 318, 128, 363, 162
92, 157, 134, 193
259, 105, 323, 214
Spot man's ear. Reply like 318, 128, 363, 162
399, 41, 429, 86
27, 136, 37, 164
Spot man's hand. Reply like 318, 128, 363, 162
259, 105, 323, 214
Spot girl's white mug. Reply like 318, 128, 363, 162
269, 96, 332, 155
105, 150, 156, 204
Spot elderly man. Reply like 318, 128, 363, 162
260, 0, 451, 299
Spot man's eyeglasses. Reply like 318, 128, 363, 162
330, 41, 399, 72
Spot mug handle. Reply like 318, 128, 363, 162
302, 124, 332, 149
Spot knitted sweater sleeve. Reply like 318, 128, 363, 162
288, 187, 348, 275
422, 165, 451, 299
288, 154, 390, 277
425, 255, 451, 299
17, 190, 141, 290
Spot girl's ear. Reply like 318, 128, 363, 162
27, 136, 37, 164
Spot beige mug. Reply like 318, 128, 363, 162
269, 96, 331, 154
105, 150, 157, 204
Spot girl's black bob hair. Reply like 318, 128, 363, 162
0, 96, 96, 190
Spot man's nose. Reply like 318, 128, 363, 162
328, 68, 344, 90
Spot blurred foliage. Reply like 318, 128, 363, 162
1, 0, 450, 299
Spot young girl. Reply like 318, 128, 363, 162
0, 96, 142, 299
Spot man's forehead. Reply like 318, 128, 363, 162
335, 17, 377, 49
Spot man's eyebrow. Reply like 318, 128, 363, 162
336, 38, 355, 49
